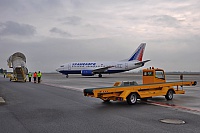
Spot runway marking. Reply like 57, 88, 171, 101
146, 101, 200, 115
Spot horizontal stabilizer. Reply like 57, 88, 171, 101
135, 60, 151, 66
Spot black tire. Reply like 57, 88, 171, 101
66, 75, 69, 78
141, 97, 150, 101
98, 74, 102, 78
193, 81, 197, 86
103, 99, 110, 103
126, 93, 138, 105
165, 90, 174, 100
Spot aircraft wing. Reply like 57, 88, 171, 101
92, 66, 114, 73
135, 60, 151, 66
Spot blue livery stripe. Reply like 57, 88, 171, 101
59, 70, 126, 75
128, 43, 146, 61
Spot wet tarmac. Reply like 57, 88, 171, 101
42, 73, 200, 114
1, 73, 200, 133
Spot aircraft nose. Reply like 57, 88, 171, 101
56, 65, 65, 72
56, 67, 61, 72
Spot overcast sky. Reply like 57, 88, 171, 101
0, 0, 200, 72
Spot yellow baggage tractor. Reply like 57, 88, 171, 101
83, 67, 197, 105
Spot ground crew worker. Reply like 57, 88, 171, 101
37, 71, 42, 83
180, 74, 183, 80
28, 72, 32, 82
33, 72, 37, 83
3, 72, 6, 78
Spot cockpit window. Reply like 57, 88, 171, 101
155, 70, 165, 79
60, 65, 64, 67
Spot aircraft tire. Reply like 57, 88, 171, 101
98, 74, 102, 78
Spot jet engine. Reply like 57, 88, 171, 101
81, 70, 94, 76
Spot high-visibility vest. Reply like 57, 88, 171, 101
37, 72, 42, 77
33, 73, 37, 77
28, 73, 32, 77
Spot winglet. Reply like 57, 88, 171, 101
128, 43, 146, 61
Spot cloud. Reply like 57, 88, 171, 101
148, 15, 180, 28
49, 27, 72, 37
60, 16, 82, 25
0, 21, 36, 36
0, 0, 200, 72
0, 0, 63, 12
69, 0, 83, 8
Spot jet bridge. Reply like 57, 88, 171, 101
7, 52, 28, 82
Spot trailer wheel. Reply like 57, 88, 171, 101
165, 90, 174, 100
126, 93, 137, 105
103, 99, 110, 103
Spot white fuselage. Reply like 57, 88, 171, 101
56, 61, 142, 76
56, 43, 149, 77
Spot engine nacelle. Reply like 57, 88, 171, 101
81, 70, 94, 76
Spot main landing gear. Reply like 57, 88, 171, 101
66, 74, 69, 78
98, 74, 102, 78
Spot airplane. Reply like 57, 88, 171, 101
56, 43, 150, 78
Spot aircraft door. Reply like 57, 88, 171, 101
68, 64, 71, 70
125, 63, 128, 70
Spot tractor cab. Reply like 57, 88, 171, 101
143, 67, 166, 84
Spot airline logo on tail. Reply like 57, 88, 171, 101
128, 43, 146, 61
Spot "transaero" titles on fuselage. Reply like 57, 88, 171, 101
72, 62, 96, 66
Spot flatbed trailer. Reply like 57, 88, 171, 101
83, 67, 197, 105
